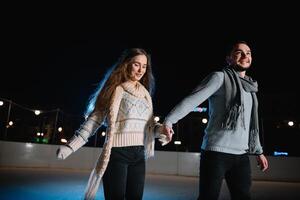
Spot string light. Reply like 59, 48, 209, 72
288, 121, 294, 127
174, 141, 181, 145
1, 97, 299, 154
34, 110, 41, 115
60, 138, 67, 143
154, 116, 160, 122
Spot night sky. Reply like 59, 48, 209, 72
2, 6, 300, 122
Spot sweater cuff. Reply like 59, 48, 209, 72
67, 135, 86, 152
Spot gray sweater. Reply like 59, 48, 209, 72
164, 71, 262, 155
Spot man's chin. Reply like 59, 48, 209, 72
234, 64, 250, 72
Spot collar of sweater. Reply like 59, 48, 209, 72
121, 81, 148, 98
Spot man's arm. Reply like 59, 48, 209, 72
164, 72, 223, 127
162, 72, 224, 140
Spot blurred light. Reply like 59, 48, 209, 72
8, 121, 13, 126
40, 133, 44, 136
274, 151, 288, 156
202, 118, 208, 124
42, 138, 48, 143
193, 107, 207, 112
25, 143, 33, 148
174, 140, 181, 145
101, 131, 106, 136
288, 121, 294, 127
0, 101, 3, 106
154, 116, 160, 122
34, 110, 41, 115
276, 124, 280, 129
61, 138, 67, 143
58, 127, 63, 132
37, 132, 41, 136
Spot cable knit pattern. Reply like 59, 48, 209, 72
112, 84, 152, 147
84, 81, 157, 200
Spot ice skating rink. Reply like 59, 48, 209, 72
1, 168, 300, 200
1, 141, 300, 200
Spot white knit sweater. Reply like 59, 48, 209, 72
82, 81, 159, 199
112, 81, 153, 147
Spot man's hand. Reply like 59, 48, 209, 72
161, 124, 174, 142
158, 134, 170, 146
256, 154, 269, 172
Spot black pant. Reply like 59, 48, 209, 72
198, 150, 252, 200
103, 146, 145, 200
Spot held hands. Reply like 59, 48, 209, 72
56, 145, 73, 160
158, 124, 174, 146
158, 134, 170, 146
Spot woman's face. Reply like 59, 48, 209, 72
129, 54, 147, 81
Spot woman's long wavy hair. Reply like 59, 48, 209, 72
84, 48, 155, 119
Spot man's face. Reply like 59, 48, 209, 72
230, 43, 252, 71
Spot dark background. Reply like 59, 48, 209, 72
1, 4, 299, 155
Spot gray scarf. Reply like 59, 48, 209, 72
222, 66, 261, 154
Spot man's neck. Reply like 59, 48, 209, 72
231, 64, 246, 78
239, 71, 246, 78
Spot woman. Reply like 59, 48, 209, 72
56, 48, 169, 200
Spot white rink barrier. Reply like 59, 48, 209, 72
1, 141, 299, 182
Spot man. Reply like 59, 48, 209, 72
162, 41, 268, 200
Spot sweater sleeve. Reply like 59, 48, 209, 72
164, 71, 224, 128
67, 98, 106, 152
74, 110, 105, 142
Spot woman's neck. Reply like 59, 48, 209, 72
128, 79, 139, 86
